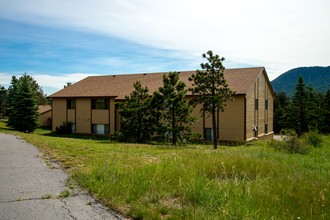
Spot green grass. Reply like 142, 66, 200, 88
1, 121, 329, 219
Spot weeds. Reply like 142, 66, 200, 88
270, 129, 311, 154
41, 194, 52, 199
1, 122, 329, 219
303, 130, 323, 147
59, 189, 71, 198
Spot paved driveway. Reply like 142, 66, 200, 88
0, 133, 123, 220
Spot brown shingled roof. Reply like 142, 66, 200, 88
38, 105, 51, 114
49, 67, 266, 99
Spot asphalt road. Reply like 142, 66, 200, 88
0, 133, 123, 220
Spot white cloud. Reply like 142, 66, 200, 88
33, 73, 97, 89
0, 72, 97, 95
0, 72, 12, 86
0, 0, 329, 79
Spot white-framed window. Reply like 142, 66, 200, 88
92, 124, 109, 135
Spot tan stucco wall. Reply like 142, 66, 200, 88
218, 96, 245, 141
52, 98, 67, 131
67, 109, 75, 123
189, 96, 245, 141
109, 99, 116, 134
91, 110, 109, 124
52, 97, 116, 134
201, 96, 245, 141
245, 86, 255, 140
190, 103, 204, 135
76, 98, 91, 134
245, 71, 274, 141
39, 111, 52, 127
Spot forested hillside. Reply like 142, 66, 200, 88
271, 66, 330, 95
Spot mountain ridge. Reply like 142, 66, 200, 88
271, 66, 330, 95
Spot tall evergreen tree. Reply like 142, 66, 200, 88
117, 81, 157, 142
0, 85, 7, 117
305, 85, 323, 130
153, 72, 194, 145
24, 74, 48, 105
6, 74, 39, 132
189, 51, 235, 149
288, 76, 308, 136
6, 76, 20, 129
323, 89, 330, 133
273, 92, 289, 133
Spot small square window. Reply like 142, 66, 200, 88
67, 99, 76, 109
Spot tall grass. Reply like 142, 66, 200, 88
74, 145, 330, 219
1, 121, 329, 219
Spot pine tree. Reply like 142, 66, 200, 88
189, 51, 235, 149
274, 92, 289, 133
305, 85, 323, 130
117, 81, 157, 142
0, 85, 7, 117
323, 89, 330, 133
6, 76, 20, 129
153, 72, 194, 145
288, 76, 308, 136
6, 74, 39, 132
24, 74, 48, 105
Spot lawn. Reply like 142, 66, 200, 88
1, 121, 329, 219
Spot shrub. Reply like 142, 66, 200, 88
269, 129, 311, 154
111, 131, 126, 142
187, 132, 205, 144
55, 122, 72, 134
303, 130, 323, 148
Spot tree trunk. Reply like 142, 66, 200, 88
212, 104, 217, 149
212, 77, 217, 149
172, 106, 176, 145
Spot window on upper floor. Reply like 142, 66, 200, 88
265, 100, 268, 110
92, 99, 109, 109
255, 99, 259, 110
67, 99, 76, 109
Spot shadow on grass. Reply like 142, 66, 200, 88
41, 132, 112, 142
0, 126, 15, 132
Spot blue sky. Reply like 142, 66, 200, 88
0, 0, 329, 95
